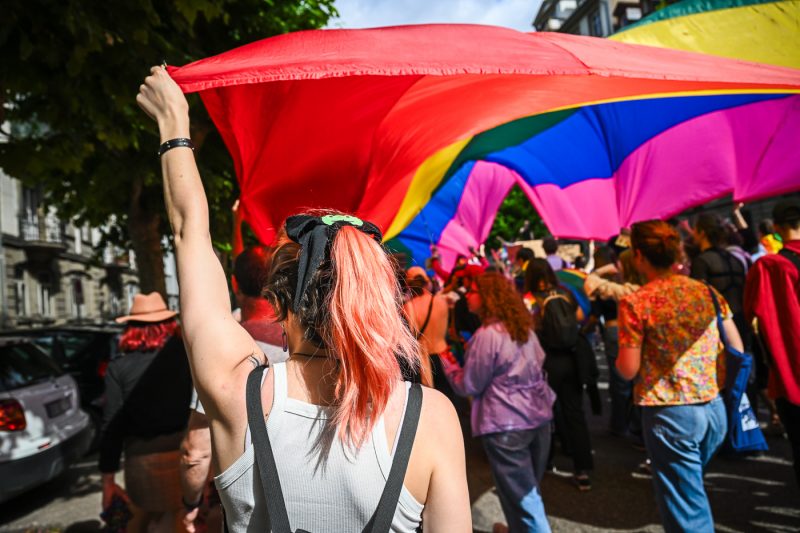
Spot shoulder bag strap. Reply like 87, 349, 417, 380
246, 365, 293, 533
706, 284, 730, 350
415, 294, 436, 340
364, 383, 423, 533
541, 291, 570, 317
779, 248, 800, 274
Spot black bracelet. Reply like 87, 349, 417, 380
182, 494, 203, 512
158, 138, 194, 157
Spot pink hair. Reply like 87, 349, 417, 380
329, 226, 421, 447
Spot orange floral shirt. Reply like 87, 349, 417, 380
619, 275, 729, 406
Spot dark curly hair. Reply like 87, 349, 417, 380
524, 258, 558, 294
234, 245, 274, 298
475, 273, 533, 344
694, 214, 725, 247
264, 237, 331, 346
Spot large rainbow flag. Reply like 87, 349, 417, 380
611, 0, 800, 69
169, 24, 800, 269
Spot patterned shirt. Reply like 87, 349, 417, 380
619, 275, 729, 406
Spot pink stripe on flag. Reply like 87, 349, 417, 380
617, 95, 800, 227
437, 161, 516, 269
434, 95, 800, 264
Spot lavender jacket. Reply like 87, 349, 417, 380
441, 322, 556, 437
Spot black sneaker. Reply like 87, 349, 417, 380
575, 473, 592, 492
631, 460, 652, 479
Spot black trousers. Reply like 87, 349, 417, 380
545, 352, 594, 472
776, 398, 800, 489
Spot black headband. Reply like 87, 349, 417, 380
285, 214, 383, 313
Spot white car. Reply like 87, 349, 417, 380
0, 337, 93, 503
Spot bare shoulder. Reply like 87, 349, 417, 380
418, 387, 461, 440
433, 293, 449, 307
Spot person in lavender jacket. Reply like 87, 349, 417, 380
441, 272, 556, 533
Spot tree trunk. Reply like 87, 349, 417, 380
129, 176, 167, 299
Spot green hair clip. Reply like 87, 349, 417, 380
321, 214, 364, 227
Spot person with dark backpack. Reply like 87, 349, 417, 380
538, 290, 580, 352
525, 259, 594, 491
691, 214, 750, 347
745, 199, 800, 489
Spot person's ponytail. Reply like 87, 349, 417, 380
328, 226, 420, 447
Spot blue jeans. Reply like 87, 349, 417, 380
482, 425, 552, 533
641, 397, 727, 533
604, 326, 632, 435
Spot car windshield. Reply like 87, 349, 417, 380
0, 343, 64, 392
58, 332, 96, 362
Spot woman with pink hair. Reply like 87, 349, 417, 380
136, 67, 470, 532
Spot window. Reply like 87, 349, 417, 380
74, 226, 82, 254
589, 9, 604, 36
14, 280, 28, 317
21, 188, 40, 224
37, 283, 52, 317
0, 343, 63, 392
71, 278, 85, 318
125, 284, 139, 312
58, 333, 96, 364
110, 294, 121, 317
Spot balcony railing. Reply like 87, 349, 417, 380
103, 246, 132, 268
19, 217, 65, 245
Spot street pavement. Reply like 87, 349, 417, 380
1, 353, 799, 532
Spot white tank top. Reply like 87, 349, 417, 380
214, 362, 424, 532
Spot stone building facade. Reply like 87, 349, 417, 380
0, 170, 178, 329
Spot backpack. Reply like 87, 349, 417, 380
706, 248, 746, 300
779, 248, 800, 294
539, 290, 579, 352
780, 248, 800, 274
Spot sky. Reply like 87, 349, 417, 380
329, 0, 543, 32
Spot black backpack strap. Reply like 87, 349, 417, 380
779, 248, 800, 274
363, 383, 423, 533
707, 249, 745, 290
415, 295, 436, 340
246, 367, 422, 533
246, 365, 293, 533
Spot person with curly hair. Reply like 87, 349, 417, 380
441, 272, 556, 533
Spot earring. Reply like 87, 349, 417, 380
281, 323, 288, 353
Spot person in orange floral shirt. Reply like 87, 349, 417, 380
617, 220, 743, 533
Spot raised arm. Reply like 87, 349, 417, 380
136, 67, 259, 414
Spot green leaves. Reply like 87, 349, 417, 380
0, 0, 337, 251
0, 0, 336, 292
488, 186, 547, 246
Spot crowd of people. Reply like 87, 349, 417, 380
93, 66, 799, 533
